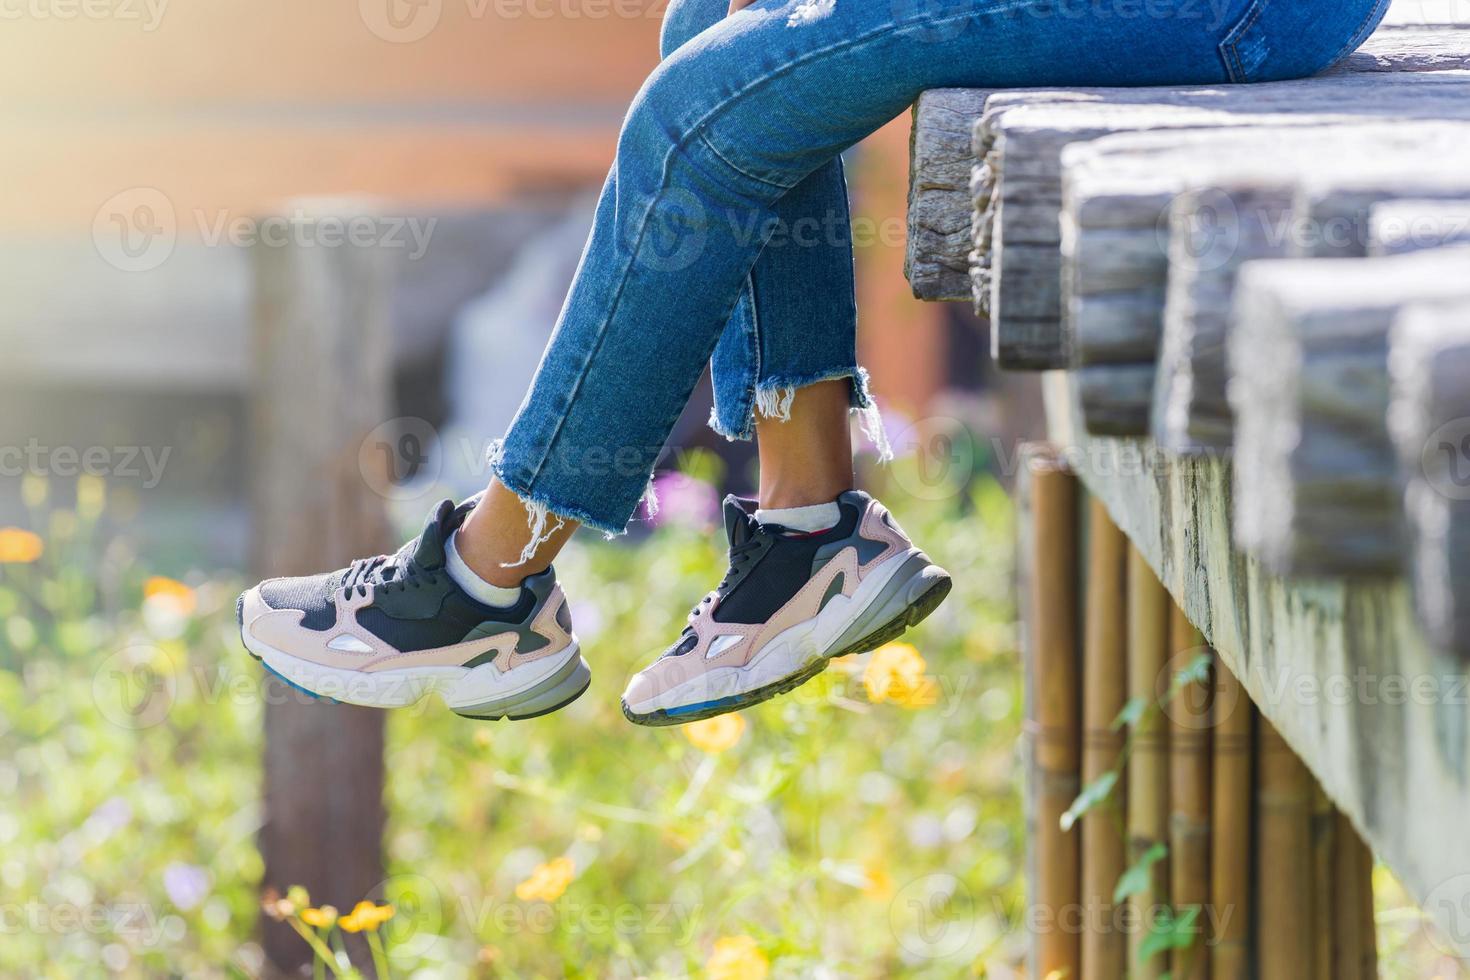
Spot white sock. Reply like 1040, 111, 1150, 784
445, 530, 522, 608
755, 499, 841, 533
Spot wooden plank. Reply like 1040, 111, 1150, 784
1055, 123, 1470, 441
1229, 249, 1470, 576
251, 201, 395, 975
905, 24, 1470, 303
1389, 299, 1470, 661
1370, 197, 1470, 254
1042, 370, 1470, 959
906, 89, 992, 301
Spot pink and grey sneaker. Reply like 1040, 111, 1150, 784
237, 497, 589, 721
621, 490, 951, 726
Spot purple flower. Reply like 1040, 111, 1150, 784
645, 472, 719, 529
162, 862, 211, 911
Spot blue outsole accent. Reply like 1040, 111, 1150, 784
663, 696, 742, 717
260, 661, 339, 705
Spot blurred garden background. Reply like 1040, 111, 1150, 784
1, 0, 1466, 976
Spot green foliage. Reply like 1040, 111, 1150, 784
1112, 843, 1167, 905
0, 470, 1026, 977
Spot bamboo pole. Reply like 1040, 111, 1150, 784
1168, 604, 1211, 980
1310, 785, 1336, 980
1020, 444, 1081, 980
1332, 812, 1379, 980
1209, 660, 1252, 980
1256, 719, 1313, 980
1081, 497, 1128, 980
1126, 546, 1170, 980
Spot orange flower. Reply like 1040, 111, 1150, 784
0, 528, 43, 564
706, 935, 769, 980
682, 714, 746, 754
338, 900, 394, 932
144, 576, 197, 615
299, 905, 337, 928
515, 856, 575, 903
863, 642, 938, 708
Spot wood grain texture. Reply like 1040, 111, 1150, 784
904, 24, 1470, 303
1019, 443, 1082, 980
1081, 497, 1128, 980
1209, 661, 1252, 980
1125, 545, 1170, 980
1229, 249, 1470, 576
1055, 124, 1470, 442
251, 201, 395, 976
1043, 370, 1470, 959
1389, 299, 1470, 661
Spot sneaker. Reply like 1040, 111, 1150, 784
237, 497, 589, 720
621, 490, 951, 726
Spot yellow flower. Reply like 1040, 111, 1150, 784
706, 935, 769, 980
0, 528, 43, 564
77, 474, 106, 520
861, 862, 893, 899
682, 714, 746, 754
300, 905, 337, 928
338, 900, 395, 932
863, 642, 938, 708
20, 474, 47, 509
515, 856, 575, 903
144, 576, 198, 615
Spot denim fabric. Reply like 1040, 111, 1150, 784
492, 0, 1389, 534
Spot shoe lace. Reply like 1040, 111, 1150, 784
687, 535, 765, 623
341, 550, 441, 600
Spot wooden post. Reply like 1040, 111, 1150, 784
1167, 604, 1210, 980
251, 201, 396, 976
1310, 785, 1336, 980
1208, 661, 1252, 980
1332, 813, 1378, 980
1019, 444, 1081, 979
1080, 497, 1127, 980
1126, 547, 1170, 980
1256, 719, 1313, 980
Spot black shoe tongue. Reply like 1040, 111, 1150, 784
722, 494, 758, 548
412, 498, 458, 569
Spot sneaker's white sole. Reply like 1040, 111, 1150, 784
623, 548, 950, 723
242, 631, 590, 720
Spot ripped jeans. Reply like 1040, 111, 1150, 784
490, 0, 1390, 534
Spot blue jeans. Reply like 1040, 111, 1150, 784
492, 0, 1390, 534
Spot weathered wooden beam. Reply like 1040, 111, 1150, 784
905, 24, 1470, 304
1370, 197, 1470, 254
984, 72, 1470, 368
906, 89, 992, 301
1229, 249, 1470, 576
1389, 299, 1470, 661
1058, 124, 1470, 440
1042, 371, 1470, 960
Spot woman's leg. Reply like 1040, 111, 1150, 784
479, 0, 1268, 546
